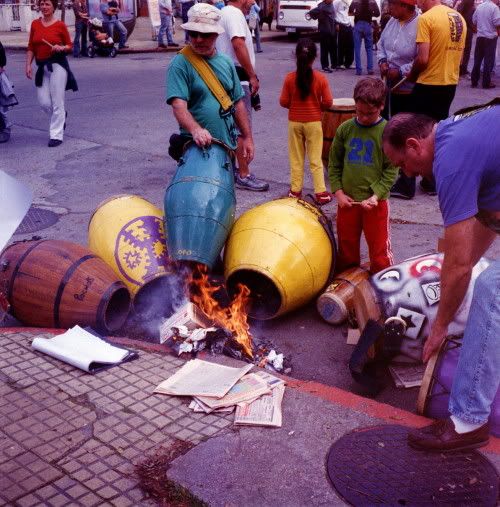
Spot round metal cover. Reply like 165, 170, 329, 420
326, 425, 498, 506
14, 207, 59, 234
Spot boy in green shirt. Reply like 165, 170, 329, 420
328, 77, 398, 273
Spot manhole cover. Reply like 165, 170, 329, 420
326, 425, 498, 506
14, 207, 59, 234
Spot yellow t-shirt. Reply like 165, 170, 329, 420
416, 5, 466, 85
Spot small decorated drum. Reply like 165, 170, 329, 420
317, 266, 369, 325
321, 98, 356, 165
417, 337, 500, 437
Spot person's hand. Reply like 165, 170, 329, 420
423, 322, 448, 363
360, 194, 378, 210
249, 75, 260, 95
387, 68, 400, 81
26, 65, 33, 79
191, 127, 212, 147
52, 44, 67, 53
379, 61, 388, 78
240, 136, 254, 163
335, 190, 355, 208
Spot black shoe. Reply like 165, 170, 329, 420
64, 111, 68, 131
419, 178, 436, 196
158, 43, 168, 48
471, 83, 478, 88
483, 83, 496, 89
390, 188, 414, 200
168, 42, 180, 47
0, 130, 10, 143
48, 139, 63, 147
321, 67, 333, 73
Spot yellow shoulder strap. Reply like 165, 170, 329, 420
180, 46, 234, 112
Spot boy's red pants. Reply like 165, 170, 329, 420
336, 199, 393, 274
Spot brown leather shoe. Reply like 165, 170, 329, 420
408, 417, 489, 452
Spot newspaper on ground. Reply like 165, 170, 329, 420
194, 373, 271, 410
389, 363, 426, 388
234, 383, 286, 427
189, 399, 235, 414
154, 359, 253, 398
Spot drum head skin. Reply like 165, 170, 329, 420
326, 425, 498, 506
332, 98, 356, 108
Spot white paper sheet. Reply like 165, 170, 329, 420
32, 326, 131, 372
0, 170, 33, 252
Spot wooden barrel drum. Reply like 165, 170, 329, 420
0, 240, 131, 332
317, 266, 370, 325
321, 98, 356, 166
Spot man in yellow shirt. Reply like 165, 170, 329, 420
404, 0, 465, 194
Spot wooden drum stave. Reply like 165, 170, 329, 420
321, 98, 356, 166
417, 337, 500, 437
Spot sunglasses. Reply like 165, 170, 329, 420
187, 31, 215, 39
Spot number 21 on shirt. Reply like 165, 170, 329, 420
348, 138, 374, 165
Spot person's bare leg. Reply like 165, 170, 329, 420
236, 137, 250, 178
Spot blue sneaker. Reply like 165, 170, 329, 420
235, 173, 269, 192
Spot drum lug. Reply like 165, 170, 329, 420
0, 259, 9, 272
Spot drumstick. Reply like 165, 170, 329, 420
391, 76, 408, 92
42, 39, 54, 48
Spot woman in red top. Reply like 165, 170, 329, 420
279, 39, 334, 205
26, 0, 77, 147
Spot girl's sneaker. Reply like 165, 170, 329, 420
314, 192, 332, 205
288, 189, 302, 198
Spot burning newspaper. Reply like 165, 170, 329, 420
154, 359, 253, 398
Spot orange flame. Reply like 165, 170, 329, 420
189, 265, 253, 358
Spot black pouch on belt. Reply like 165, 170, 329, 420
168, 133, 191, 161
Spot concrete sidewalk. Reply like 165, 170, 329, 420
1, 327, 498, 506
0, 16, 287, 53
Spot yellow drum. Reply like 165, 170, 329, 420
224, 198, 334, 319
88, 195, 173, 315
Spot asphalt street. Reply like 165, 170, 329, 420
1, 41, 499, 415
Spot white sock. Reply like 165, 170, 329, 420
450, 414, 483, 434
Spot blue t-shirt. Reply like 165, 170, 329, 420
434, 105, 500, 228
166, 52, 244, 150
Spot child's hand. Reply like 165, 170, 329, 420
361, 195, 378, 210
335, 190, 355, 208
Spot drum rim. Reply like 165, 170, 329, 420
416, 336, 461, 415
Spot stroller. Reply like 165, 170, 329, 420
87, 18, 117, 58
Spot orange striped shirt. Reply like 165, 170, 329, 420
279, 70, 333, 122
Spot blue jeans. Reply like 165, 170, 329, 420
353, 20, 373, 74
158, 12, 174, 45
73, 19, 88, 56
106, 19, 127, 48
449, 259, 500, 425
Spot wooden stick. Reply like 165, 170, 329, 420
42, 39, 54, 48
391, 76, 408, 92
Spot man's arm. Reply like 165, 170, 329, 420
170, 98, 213, 147
234, 99, 254, 162
231, 36, 259, 95
422, 217, 497, 361
407, 41, 429, 83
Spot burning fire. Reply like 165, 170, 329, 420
189, 265, 253, 358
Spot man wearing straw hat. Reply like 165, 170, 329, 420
166, 3, 254, 161
382, 105, 499, 452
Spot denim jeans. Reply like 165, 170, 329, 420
73, 19, 88, 56
106, 19, 127, 48
353, 20, 373, 74
471, 36, 498, 88
158, 12, 174, 45
449, 259, 500, 425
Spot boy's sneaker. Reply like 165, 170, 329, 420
322, 67, 333, 73
288, 189, 302, 198
235, 173, 269, 192
314, 191, 332, 205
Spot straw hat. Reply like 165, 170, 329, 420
181, 3, 225, 34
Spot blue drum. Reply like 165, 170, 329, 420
164, 142, 236, 269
